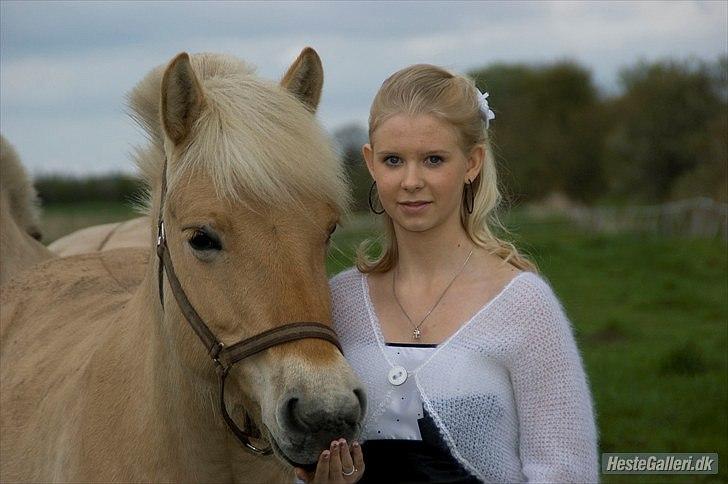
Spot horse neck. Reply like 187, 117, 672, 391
110, 248, 232, 472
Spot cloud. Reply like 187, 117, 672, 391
1, 0, 725, 174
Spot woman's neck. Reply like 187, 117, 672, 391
392, 217, 476, 282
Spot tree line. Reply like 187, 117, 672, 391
338, 56, 726, 212
34, 56, 726, 209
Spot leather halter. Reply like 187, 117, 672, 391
155, 158, 343, 455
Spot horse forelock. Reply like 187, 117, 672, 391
128, 53, 350, 219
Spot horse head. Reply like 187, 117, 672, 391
136, 49, 365, 469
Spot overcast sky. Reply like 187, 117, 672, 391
1, 0, 726, 176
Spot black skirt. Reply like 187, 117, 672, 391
358, 408, 481, 484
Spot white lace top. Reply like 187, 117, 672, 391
330, 268, 599, 483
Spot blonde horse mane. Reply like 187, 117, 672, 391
128, 53, 350, 216
0, 135, 42, 239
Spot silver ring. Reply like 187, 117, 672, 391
342, 466, 357, 476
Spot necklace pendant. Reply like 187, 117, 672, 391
413, 328, 421, 340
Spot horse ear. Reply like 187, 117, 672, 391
161, 52, 205, 145
280, 47, 323, 113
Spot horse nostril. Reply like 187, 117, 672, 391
280, 389, 367, 434
286, 396, 300, 422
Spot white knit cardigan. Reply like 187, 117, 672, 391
329, 268, 599, 483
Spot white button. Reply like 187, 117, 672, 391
388, 365, 407, 386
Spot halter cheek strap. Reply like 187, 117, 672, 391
155, 158, 343, 455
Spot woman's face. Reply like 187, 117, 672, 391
363, 113, 483, 235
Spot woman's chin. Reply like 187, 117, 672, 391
393, 218, 434, 233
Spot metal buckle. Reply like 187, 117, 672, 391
156, 220, 166, 248
212, 342, 227, 375
213, 360, 228, 376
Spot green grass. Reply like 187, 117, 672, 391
42, 204, 727, 482
510, 215, 726, 483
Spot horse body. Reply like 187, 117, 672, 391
49, 216, 148, 256
1, 49, 364, 482
1, 249, 157, 480
1, 248, 286, 482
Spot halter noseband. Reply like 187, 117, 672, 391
155, 158, 342, 455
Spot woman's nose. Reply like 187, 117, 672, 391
401, 163, 423, 191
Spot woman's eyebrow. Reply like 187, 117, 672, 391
423, 150, 451, 156
376, 149, 452, 156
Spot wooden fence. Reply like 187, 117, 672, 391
566, 197, 728, 240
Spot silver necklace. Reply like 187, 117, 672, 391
392, 249, 474, 340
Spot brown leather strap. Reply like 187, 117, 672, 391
154, 156, 344, 455
218, 367, 271, 455
158, 238, 222, 357
159, 239, 341, 364
157, 160, 168, 309
218, 322, 342, 369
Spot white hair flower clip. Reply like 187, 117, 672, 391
477, 89, 495, 129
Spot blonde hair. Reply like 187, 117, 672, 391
356, 64, 538, 273
128, 53, 350, 218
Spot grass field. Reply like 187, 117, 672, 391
42, 203, 727, 483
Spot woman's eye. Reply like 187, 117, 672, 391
188, 231, 222, 251
383, 155, 402, 166
426, 155, 443, 165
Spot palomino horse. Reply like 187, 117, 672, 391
0, 49, 365, 482
0, 135, 53, 285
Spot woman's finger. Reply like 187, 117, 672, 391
328, 440, 343, 481
312, 450, 330, 483
338, 439, 356, 478
351, 441, 365, 478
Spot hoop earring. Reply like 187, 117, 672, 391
464, 179, 474, 214
368, 181, 385, 214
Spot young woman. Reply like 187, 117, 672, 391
295, 65, 598, 483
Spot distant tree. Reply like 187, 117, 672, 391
333, 123, 368, 165
470, 61, 607, 204
35, 173, 144, 205
604, 57, 727, 202
331, 56, 726, 209
333, 123, 371, 212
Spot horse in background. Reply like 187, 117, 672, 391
0, 135, 53, 285
1, 48, 365, 482
49, 216, 148, 255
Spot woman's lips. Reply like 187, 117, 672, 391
398, 201, 431, 214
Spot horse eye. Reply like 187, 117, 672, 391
326, 224, 337, 243
188, 230, 222, 251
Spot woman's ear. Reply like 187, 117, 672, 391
362, 143, 375, 178
465, 144, 485, 182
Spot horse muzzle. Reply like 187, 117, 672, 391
267, 385, 367, 466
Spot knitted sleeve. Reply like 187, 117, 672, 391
509, 276, 599, 483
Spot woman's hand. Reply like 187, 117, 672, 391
294, 438, 365, 483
